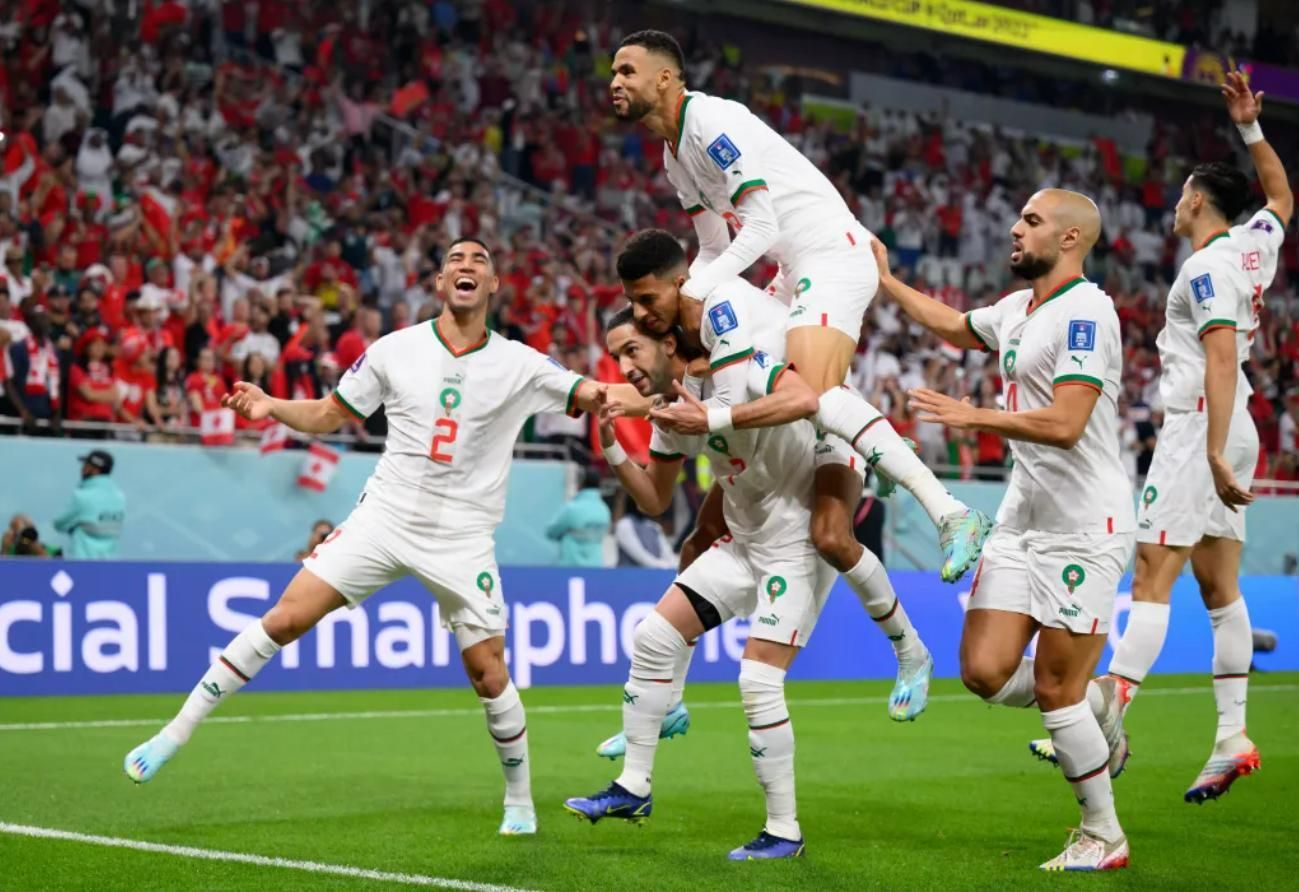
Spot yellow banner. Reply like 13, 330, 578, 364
783, 0, 1186, 77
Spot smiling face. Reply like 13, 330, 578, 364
437, 240, 499, 314
622, 270, 683, 337
609, 44, 668, 122
605, 321, 676, 397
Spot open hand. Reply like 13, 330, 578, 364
1209, 453, 1254, 512
909, 388, 981, 430
222, 381, 273, 422
1222, 69, 1263, 124
648, 381, 710, 435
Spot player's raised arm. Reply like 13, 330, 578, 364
222, 381, 352, 434
649, 358, 819, 435
871, 238, 986, 351
1224, 70, 1293, 226
685, 200, 732, 275
597, 395, 680, 517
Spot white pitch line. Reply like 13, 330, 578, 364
0, 822, 536, 892
1, 684, 1294, 733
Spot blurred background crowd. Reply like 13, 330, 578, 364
2, 0, 1298, 495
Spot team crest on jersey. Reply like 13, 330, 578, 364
1191, 273, 1216, 304
709, 301, 739, 336
1251, 218, 1274, 233
348, 352, 366, 374
707, 134, 742, 170
1067, 320, 1096, 352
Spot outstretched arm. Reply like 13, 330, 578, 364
223, 381, 351, 434
871, 239, 984, 350
1224, 70, 1293, 226
910, 384, 1100, 450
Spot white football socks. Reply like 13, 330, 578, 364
1107, 601, 1170, 702
481, 681, 533, 809
843, 547, 924, 665
668, 640, 696, 713
1041, 700, 1123, 843
164, 620, 281, 745
740, 659, 799, 842
985, 657, 1037, 708
616, 611, 687, 797
817, 387, 963, 525
1209, 597, 1252, 743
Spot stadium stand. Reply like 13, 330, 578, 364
1, 0, 1297, 487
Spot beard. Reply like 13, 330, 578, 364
1009, 251, 1057, 281
615, 94, 654, 122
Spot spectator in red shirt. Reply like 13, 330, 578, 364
184, 347, 229, 426
333, 305, 381, 372
114, 340, 161, 433
66, 327, 118, 423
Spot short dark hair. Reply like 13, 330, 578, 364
618, 30, 686, 82
616, 229, 687, 281
1189, 162, 1251, 222
444, 238, 494, 268
604, 305, 704, 362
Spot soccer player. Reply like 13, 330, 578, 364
610, 30, 991, 582
872, 189, 1135, 870
566, 307, 856, 860
618, 230, 932, 716
1029, 71, 1292, 803
123, 238, 613, 837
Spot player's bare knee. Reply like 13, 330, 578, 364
959, 656, 1008, 700
470, 662, 510, 699
809, 513, 858, 572
261, 604, 314, 645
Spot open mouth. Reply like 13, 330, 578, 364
454, 276, 477, 294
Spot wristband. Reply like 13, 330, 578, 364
707, 406, 734, 433
1236, 120, 1264, 146
602, 439, 628, 466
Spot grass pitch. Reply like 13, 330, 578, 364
2, 674, 1297, 890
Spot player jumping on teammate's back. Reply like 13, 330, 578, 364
592, 231, 933, 764
123, 239, 619, 838
1028, 70, 1292, 805
566, 308, 869, 860
874, 189, 1134, 871
610, 29, 991, 583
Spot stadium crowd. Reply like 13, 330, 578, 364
1, 0, 1297, 486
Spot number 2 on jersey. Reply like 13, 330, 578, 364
430, 418, 458, 463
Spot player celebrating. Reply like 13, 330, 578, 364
610, 30, 991, 581
123, 238, 611, 837
872, 190, 1135, 871
605, 230, 933, 731
1028, 71, 1292, 803
566, 307, 856, 860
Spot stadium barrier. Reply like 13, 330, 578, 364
2, 560, 1294, 696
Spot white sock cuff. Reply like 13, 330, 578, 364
985, 658, 1034, 706
480, 680, 521, 712
1040, 699, 1091, 731
740, 659, 788, 726
240, 619, 282, 657
631, 611, 688, 679
845, 547, 883, 585
1208, 597, 1248, 625
1129, 601, 1170, 621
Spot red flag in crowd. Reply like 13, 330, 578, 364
297, 442, 340, 492
259, 423, 291, 455
199, 408, 236, 446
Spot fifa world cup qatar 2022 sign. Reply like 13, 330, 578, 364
1, 561, 1296, 695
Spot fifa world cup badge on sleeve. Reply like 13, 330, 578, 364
707, 134, 742, 170
1068, 320, 1096, 351
1191, 274, 1215, 304
709, 301, 738, 336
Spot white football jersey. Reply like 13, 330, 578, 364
966, 278, 1134, 534
1157, 208, 1285, 412
650, 354, 818, 553
698, 276, 792, 371
332, 320, 583, 533
664, 91, 859, 269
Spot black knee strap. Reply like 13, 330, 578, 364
676, 581, 723, 632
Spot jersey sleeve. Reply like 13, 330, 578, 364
522, 348, 586, 417
648, 425, 687, 462
702, 288, 757, 374
964, 299, 1003, 352
331, 337, 386, 420
745, 349, 788, 397
1180, 255, 1242, 341
1241, 208, 1286, 262
1051, 301, 1117, 394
